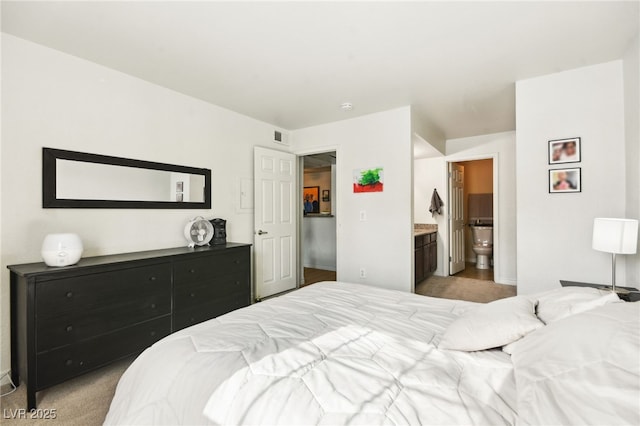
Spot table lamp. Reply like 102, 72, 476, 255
592, 218, 638, 292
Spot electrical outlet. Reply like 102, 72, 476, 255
359, 268, 366, 279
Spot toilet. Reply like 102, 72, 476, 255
471, 225, 493, 269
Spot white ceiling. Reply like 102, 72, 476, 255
2, 1, 638, 140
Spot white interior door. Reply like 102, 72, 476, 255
449, 162, 465, 275
254, 146, 297, 300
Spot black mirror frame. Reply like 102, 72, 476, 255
43, 147, 212, 209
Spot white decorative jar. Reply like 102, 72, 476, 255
41, 233, 83, 267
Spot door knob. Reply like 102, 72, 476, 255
257, 230, 268, 235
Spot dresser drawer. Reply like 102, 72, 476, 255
173, 273, 248, 312
36, 292, 170, 352
36, 263, 171, 318
173, 248, 249, 286
173, 294, 249, 331
36, 315, 171, 389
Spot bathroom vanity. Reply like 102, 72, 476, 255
415, 227, 437, 283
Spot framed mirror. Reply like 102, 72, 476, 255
43, 148, 211, 209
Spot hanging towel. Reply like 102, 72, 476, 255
429, 188, 444, 217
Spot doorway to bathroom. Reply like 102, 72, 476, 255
449, 158, 495, 282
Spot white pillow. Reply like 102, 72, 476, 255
438, 296, 543, 351
533, 286, 619, 324
511, 303, 640, 426
502, 291, 622, 355
501, 339, 519, 355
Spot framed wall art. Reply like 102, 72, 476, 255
353, 167, 384, 193
549, 168, 581, 193
303, 186, 320, 213
549, 137, 581, 164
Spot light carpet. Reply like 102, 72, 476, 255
1, 357, 132, 426
416, 275, 516, 303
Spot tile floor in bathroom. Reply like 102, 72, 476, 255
452, 262, 494, 281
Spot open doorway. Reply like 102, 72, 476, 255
300, 151, 337, 286
449, 158, 495, 282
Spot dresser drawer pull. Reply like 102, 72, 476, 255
65, 359, 73, 367
66, 291, 73, 298
149, 276, 157, 281
150, 331, 156, 337
65, 325, 73, 332
150, 303, 156, 309
189, 269, 196, 274
234, 260, 241, 264
235, 281, 240, 285
190, 292, 196, 298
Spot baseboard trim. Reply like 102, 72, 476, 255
303, 264, 337, 272
494, 277, 517, 286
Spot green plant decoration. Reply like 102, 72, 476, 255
359, 168, 382, 186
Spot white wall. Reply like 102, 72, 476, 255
516, 61, 626, 294
0, 35, 285, 372
624, 35, 640, 287
302, 167, 336, 270
302, 216, 337, 271
292, 107, 414, 293
414, 131, 517, 285
0, 30, 4, 380
412, 108, 446, 155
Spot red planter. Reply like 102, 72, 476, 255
353, 182, 384, 193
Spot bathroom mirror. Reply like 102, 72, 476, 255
43, 148, 211, 209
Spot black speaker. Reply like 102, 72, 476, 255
210, 218, 227, 245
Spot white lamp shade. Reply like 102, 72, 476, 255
592, 218, 639, 254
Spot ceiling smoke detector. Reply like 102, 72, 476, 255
340, 102, 353, 111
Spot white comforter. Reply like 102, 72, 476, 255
105, 282, 517, 425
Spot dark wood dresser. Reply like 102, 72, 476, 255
8, 243, 251, 410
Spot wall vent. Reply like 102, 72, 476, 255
273, 130, 289, 145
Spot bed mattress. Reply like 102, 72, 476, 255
105, 281, 518, 425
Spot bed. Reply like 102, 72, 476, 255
104, 281, 640, 425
